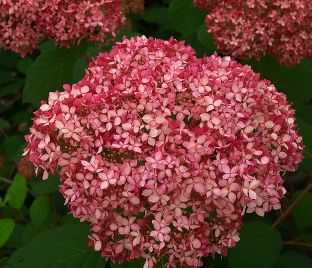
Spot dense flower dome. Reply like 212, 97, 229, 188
0, 0, 126, 56
24, 36, 303, 267
194, 0, 312, 67
0, 0, 41, 57
38, 0, 124, 48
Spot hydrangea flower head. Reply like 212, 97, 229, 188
0, 0, 126, 56
194, 0, 312, 67
0, 0, 41, 57
24, 36, 303, 267
38, 0, 125, 48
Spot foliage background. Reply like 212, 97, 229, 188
0, 0, 312, 267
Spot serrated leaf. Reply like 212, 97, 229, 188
23, 44, 86, 105
5, 224, 106, 268
168, 0, 206, 37
5, 174, 27, 210
228, 221, 282, 268
0, 219, 15, 247
29, 196, 51, 228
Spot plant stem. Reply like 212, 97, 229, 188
0, 176, 12, 184
283, 240, 312, 249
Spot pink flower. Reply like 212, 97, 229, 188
24, 36, 303, 267
0, 0, 127, 56
194, 0, 312, 66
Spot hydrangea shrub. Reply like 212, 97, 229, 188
24, 36, 303, 267
194, 0, 312, 67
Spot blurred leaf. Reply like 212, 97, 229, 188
0, 51, 20, 69
29, 175, 60, 195
139, 5, 169, 24
5, 224, 106, 268
0, 69, 15, 85
23, 44, 86, 105
0, 219, 15, 247
297, 105, 312, 124
21, 224, 38, 245
0, 258, 8, 266
228, 221, 282, 268
5, 224, 25, 249
292, 192, 312, 231
297, 119, 312, 174
29, 196, 50, 228
168, 0, 206, 37
0, 118, 9, 130
111, 259, 143, 268
17, 58, 34, 74
197, 24, 216, 54
274, 251, 312, 268
38, 40, 57, 52
5, 174, 27, 210
0, 78, 24, 97
72, 58, 88, 84
3, 135, 23, 159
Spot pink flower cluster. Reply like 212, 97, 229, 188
0, 0, 41, 57
24, 36, 303, 267
0, 0, 125, 57
194, 0, 312, 67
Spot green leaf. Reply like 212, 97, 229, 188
139, 5, 169, 24
292, 192, 312, 231
168, 0, 206, 37
23, 44, 86, 105
0, 79, 24, 98
274, 251, 312, 268
5, 223, 25, 249
3, 135, 23, 159
29, 196, 51, 228
111, 259, 144, 268
0, 51, 20, 69
29, 175, 60, 195
228, 221, 282, 268
5, 174, 27, 210
0, 118, 9, 130
197, 24, 216, 54
296, 119, 312, 174
17, 57, 34, 74
0, 69, 15, 85
72, 58, 88, 84
5, 224, 106, 268
0, 219, 15, 247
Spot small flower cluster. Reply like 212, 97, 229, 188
0, 0, 125, 57
24, 36, 303, 267
194, 0, 312, 67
